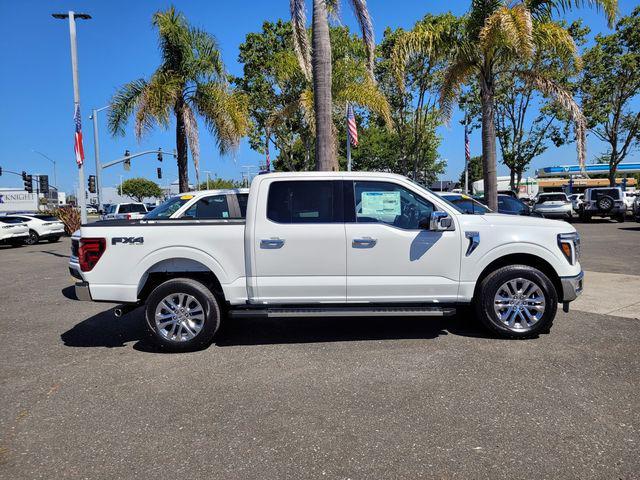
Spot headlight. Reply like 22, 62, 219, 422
558, 232, 580, 265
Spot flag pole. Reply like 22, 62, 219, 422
464, 114, 469, 195
346, 102, 352, 172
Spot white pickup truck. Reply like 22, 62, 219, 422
69, 172, 583, 351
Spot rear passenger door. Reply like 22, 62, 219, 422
252, 179, 346, 303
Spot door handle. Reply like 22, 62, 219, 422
260, 237, 285, 249
352, 237, 377, 248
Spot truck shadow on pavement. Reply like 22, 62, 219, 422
60, 306, 495, 352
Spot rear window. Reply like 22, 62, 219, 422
237, 193, 248, 217
267, 181, 337, 223
183, 195, 234, 219
591, 189, 621, 200
31, 215, 58, 221
538, 194, 567, 203
120, 204, 147, 213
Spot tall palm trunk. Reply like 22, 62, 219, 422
312, 0, 337, 171
480, 69, 498, 211
175, 98, 189, 193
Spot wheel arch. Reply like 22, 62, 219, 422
473, 253, 562, 301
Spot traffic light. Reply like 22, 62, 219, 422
22, 171, 27, 181
124, 149, 131, 171
0, 166, 3, 176
24, 174, 33, 193
157, 148, 163, 162
39, 175, 49, 193
157, 167, 162, 179
88, 175, 96, 193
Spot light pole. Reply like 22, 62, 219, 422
53, 10, 91, 224
89, 105, 110, 210
203, 170, 213, 190
32, 150, 57, 190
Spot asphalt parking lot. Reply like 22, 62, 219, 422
1, 220, 638, 479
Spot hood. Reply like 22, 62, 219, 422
477, 213, 574, 230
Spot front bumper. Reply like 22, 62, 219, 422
74, 281, 92, 301
560, 270, 584, 302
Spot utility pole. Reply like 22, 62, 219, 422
89, 105, 110, 210
53, 11, 91, 224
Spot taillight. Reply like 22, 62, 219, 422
79, 237, 106, 272
125, 214, 131, 220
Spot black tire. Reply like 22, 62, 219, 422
24, 230, 39, 245
47, 236, 61, 243
596, 195, 614, 212
474, 265, 558, 339
145, 278, 220, 352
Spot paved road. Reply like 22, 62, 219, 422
0, 222, 638, 479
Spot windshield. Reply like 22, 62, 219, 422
537, 194, 567, 203
442, 194, 490, 214
498, 196, 527, 213
404, 178, 470, 214
144, 195, 191, 219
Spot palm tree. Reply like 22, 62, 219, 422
108, 7, 248, 192
392, 0, 617, 210
290, 0, 376, 171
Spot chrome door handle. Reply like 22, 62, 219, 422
260, 237, 285, 249
352, 237, 377, 248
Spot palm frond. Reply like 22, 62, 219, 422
290, 0, 312, 80
186, 27, 224, 79
479, 4, 534, 60
108, 79, 147, 136
335, 78, 392, 127
299, 88, 315, 133
519, 70, 587, 168
533, 21, 581, 70
133, 71, 181, 140
192, 82, 249, 155
525, 0, 617, 27
347, 0, 375, 78
152, 7, 191, 72
439, 56, 476, 123
182, 102, 200, 183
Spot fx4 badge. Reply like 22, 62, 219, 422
112, 237, 144, 246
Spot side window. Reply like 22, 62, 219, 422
183, 195, 231, 219
237, 193, 248, 218
353, 181, 434, 229
267, 181, 336, 223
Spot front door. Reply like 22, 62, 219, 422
252, 179, 346, 304
345, 180, 461, 303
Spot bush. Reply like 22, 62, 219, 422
51, 206, 81, 235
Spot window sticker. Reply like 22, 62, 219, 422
222, 211, 229, 218
361, 191, 401, 216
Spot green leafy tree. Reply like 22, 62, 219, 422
119, 178, 163, 202
392, 0, 616, 210
580, 7, 640, 186
196, 178, 243, 190
108, 7, 249, 193
459, 154, 483, 186
289, 0, 378, 171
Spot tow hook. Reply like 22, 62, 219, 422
114, 304, 139, 318
563, 302, 570, 313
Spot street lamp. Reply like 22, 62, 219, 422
52, 10, 91, 223
89, 105, 110, 210
32, 150, 57, 190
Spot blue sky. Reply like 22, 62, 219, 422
0, 0, 637, 194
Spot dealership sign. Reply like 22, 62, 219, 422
0, 190, 38, 212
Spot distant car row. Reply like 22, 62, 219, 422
0, 214, 65, 246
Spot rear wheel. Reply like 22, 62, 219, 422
145, 278, 220, 352
24, 230, 39, 245
474, 265, 558, 339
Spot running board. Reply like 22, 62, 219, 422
229, 306, 456, 319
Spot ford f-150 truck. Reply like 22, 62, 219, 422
69, 172, 583, 351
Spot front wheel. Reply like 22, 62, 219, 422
24, 230, 39, 245
474, 265, 558, 339
145, 278, 221, 352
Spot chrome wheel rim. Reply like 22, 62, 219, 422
154, 293, 205, 342
26, 231, 38, 245
493, 278, 546, 331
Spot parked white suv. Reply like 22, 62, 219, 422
0, 217, 29, 246
8, 214, 66, 245
532, 193, 573, 219
101, 203, 148, 220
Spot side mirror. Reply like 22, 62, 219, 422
426, 211, 454, 231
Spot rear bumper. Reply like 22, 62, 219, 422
560, 270, 584, 302
75, 281, 92, 301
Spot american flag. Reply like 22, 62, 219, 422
74, 104, 85, 167
347, 103, 358, 147
464, 124, 470, 163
